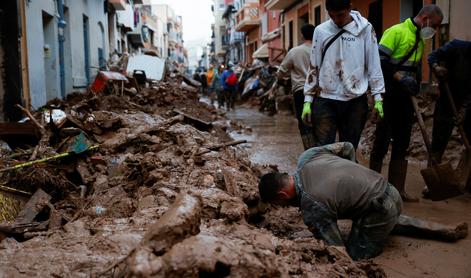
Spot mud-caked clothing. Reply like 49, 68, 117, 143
303, 11, 384, 149
427, 39, 471, 163
277, 43, 315, 149
371, 18, 424, 163
294, 142, 402, 260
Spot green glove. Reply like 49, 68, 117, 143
374, 100, 384, 119
301, 102, 312, 125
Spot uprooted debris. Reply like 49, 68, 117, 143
0, 73, 383, 276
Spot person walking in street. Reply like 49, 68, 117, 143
302, 0, 385, 150
369, 5, 443, 202
427, 39, 471, 166
207, 65, 216, 104
211, 67, 224, 109
277, 24, 316, 150
221, 63, 238, 110
258, 142, 468, 261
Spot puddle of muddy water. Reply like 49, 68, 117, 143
226, 107, 304, 174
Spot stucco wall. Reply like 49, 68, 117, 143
25, 0, 57, 108
26, 0, 109, 108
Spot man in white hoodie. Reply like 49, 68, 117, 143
302, 0, 385, 150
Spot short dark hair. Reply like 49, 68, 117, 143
301, 24, 315, 41
325, 0, 351, 11
418, 4, 443, 19
258, 172, 289, 203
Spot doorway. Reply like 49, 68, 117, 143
42, 11, 57, 101
368, 0, 383, 40
297, 13, 309, 45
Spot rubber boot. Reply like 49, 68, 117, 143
388, 160, 419, 202
369, 158, 383, 173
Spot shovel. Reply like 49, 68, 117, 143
410, 95, 464, 201
442, 82, 471, 190
0, 132, 98, 173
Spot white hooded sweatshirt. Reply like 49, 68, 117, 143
304, 11, 385, 102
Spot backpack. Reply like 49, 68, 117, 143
225, 72, 238, 86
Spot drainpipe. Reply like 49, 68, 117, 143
57, 0, 66, 98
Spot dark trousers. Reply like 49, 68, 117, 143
293, 90, 315, 149
431, 85, 471, 163
310, 94, 368, 149
371, 88, 414, 162
224, 87, 237, 109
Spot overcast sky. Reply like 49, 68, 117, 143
149, 0, 215, 67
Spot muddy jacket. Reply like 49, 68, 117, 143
304, 11, 384, 103
294, 142, 389, 245
277, 43, 311, 93
428, 39, 471, 105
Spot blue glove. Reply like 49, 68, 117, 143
400, 76, 419, 96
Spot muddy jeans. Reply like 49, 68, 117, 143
310, 94, 368, 149
294, 90, 315, 150
347, 185, 402, 260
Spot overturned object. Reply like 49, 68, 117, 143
126, 54, 166, 81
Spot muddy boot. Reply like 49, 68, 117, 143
301, 134, 315, 150
369, 158, 383, 173
393, 215, 468, 242
388, 160, 419, 202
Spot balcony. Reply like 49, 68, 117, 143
265, 0, 297, 10
109, 0, 126, 11
235, 3, 260, 32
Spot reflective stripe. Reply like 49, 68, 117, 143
379, 18, 423, 65
378, 45, 393, 56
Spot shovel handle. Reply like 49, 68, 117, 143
410, 96, 433, 157
442, 82, 471, 150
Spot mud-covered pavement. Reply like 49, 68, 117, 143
0, 80, 385, 277
226, 105, 471, 278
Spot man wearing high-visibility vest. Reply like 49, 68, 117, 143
369, 5, 443, 202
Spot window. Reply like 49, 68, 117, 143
261, 13, 268, 35
315, 6, 321, 26
288, 20, 293, 50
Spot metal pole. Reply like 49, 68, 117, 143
57, 0, 66, 98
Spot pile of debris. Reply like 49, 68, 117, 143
0, 72, 383, 276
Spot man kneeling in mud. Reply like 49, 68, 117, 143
258, 142, 468, 260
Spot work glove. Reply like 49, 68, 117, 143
399, 76, 419, 96
432, 65, 448, 80
301, 102, 312, 126
371, 100, 384, 123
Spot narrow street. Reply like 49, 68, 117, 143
227, 106, 471, 278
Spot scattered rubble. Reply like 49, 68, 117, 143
0, 72, 383, 276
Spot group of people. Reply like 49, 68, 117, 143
261, 0, 470, 261
194, 63, 239, 110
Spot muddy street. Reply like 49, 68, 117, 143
226, 106, 471, 278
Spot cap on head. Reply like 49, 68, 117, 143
325, 0, 351, 11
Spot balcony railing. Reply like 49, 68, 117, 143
235, 3, 260, 32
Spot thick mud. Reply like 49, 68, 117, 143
225, 104, 471, 278
0, 77, 381, 277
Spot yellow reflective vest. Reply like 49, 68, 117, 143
379, 18, 424, 67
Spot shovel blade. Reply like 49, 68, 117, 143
421, 163, 464, 201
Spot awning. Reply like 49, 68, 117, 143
261, 28, 281, 43
252, 43, 269, 59
127, 32, 144, 47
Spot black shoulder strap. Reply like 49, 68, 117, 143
397, 29, 421, 66
322, 29, 346, 63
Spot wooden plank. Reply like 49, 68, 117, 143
14, 189, 51, 224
